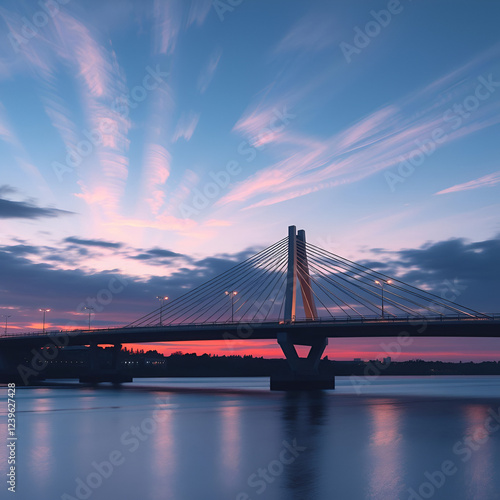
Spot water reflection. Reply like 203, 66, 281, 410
280, 391, 327, 500
462, 404, 495, 500
150, 394, 176, 498
28, 393, 54, 488
220, 403, 242, 490
366, 400, 404, 500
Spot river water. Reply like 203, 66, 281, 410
2, 376, 500, 500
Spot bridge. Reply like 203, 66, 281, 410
1, 226, 499, 389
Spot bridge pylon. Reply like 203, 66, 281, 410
272, 226, 334, 390
284, 226, 318, 322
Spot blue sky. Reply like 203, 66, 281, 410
0, 0, 499, 359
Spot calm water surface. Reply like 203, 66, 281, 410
2, 376, 500, 500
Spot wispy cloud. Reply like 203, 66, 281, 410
218, 46, 500, 210
186, 0, 212, 27
50, 12, 132, 218
435, 170, 500, 195
273, 13, 338, 54
109, 214, 196, 232
0, 102, 19, 146
172, 111, 200, 142
197, 48, 222, 94
142, 143, 171, 214
153, 0, 181, 56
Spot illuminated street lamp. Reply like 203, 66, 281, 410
2, 315, 11, 335
374, 280, 392, 318
84, 306, 94, 330
39, 308, 50, 333
225, 291, 238, 322
156, 296, 169, 326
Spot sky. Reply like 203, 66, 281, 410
0, 0, 499, 361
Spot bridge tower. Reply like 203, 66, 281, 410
272, 226, 334, 390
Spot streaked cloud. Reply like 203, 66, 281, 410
186, 0, 212, 27
142, 143, 171, 214
220, 47, 500, 210
153, 0, 181, 56
172, 111, 200, 142
273, 13, 338, 54
197, 48, 222, 94
435, 170, 500, 195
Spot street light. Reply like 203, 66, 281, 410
156, 296, 169, 326
39, 308, 50, 333
84, 306, 94, 330
374, 280, 392, 318
2, 315, 11, 335
225, 291, 238, 322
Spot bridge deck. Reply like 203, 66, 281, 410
1, 317, 499, 349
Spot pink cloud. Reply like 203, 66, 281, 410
436, 170, 500, 195
172, 112, 199, 142
153, 0, 181, 56
273, 13, 338, 54
142, 144, 171, 214
186, 0, 212, 27
218, 47, 500, 211
0, 102, 19, 146
197, 48, 222, 94
110, 214, 196, 232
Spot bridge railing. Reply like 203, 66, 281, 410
0, 313, 499, 339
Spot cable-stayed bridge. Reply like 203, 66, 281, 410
1, 226, 499, 389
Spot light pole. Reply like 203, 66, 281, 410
375, 280, 392, 318
225, 291, 238, 322
39, 308, 50, 333
84, 306, 94, 330
3, 315, 11, 334
156, 296, 168, 326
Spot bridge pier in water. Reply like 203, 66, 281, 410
79, 343, 132, 384
271, 333, 334, 390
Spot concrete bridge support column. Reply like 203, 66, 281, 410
80, 343, 132, 384
271, 333, 334, 390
